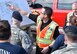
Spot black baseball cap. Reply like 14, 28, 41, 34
12, 11, 22, 22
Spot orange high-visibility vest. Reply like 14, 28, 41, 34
36, 17, 58, 48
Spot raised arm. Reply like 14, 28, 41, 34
8, 5, 29, 16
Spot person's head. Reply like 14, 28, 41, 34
30, 3, 43, 15
63, 26, 77, 44
0, 20, 11, 40
30, 3, 43, 9
41, 7, 53, 20
69, 15, 77, 26
11, 11, 22, 26
72, 1, 77, 14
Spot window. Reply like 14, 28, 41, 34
35, 0, 53, 8
58, 0, 77, 10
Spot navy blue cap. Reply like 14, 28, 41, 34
12, 11, 22, 22
63, 26, 77, 35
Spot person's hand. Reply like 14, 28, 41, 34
41, 46, 49, 54
8, 4, 28, 16
38, 13, 44, 19
8, 4, 18, 11
31, 9, 40, 15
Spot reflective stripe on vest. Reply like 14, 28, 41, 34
37, 16, 41, 25
44, 21, 58, 39
37, 37, 54, 44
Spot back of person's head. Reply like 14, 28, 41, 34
63, 26, 77, 42
12, 11, 22, 22
43, 7, 53, 18
69, 15, 77, 26
0, 20, 11, 40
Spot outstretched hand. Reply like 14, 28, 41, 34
8, 4, 18, 11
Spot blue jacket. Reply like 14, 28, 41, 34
52, 34, 65, 52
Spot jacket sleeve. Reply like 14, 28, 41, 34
19, 47, 28, 54
51, 34, 65, 52
51, 50, 59, 54
53, 26, 60, 39
19, 31, 33, 53
28, 14, 38, 22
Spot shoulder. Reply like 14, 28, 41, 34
0, 42, 27, 54
18, 46, 28, 54
66, 12, 74, 22
51, 50, 61, 54
19, 30, 29, 37
50, 21, 59, 27
19, 30, 28, 35
67, 12, 73, 15
51, 47, 66, 54
11, 44, 27, 54
11, 26, 20, 31
53, 21, 59, 26
67, 12, 73, 17
50, 21, 59, 31
8, 43, 24, 51
10, 44, 22, 50
58, 34, 64, 38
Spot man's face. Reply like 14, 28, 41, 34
40, 8, 48, 20
11, 18, 20, 25
72, 3, 77, 14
